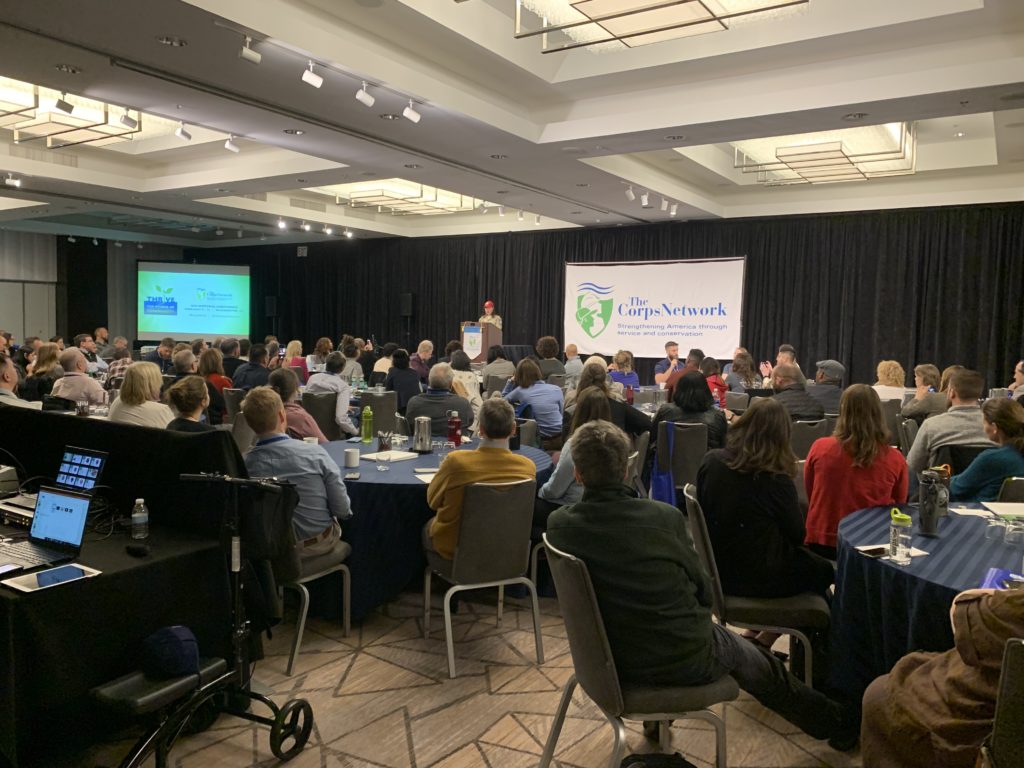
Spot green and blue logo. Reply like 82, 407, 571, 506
574, 282, 614, 338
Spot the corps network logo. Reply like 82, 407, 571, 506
574, 282, 613, 338
196, 288, 207, 301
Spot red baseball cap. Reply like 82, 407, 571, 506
483, 300, 494, 308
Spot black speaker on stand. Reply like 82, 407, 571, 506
399, 292, 413, 348
265, 295, 278, 340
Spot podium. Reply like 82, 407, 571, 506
461, 322, 502, 363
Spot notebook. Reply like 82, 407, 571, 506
0, 486, 91, 570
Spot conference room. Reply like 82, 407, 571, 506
0, 1, 1023, 767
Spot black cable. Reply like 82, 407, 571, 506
0, 447, 27, 478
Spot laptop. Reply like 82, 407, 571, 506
0, 486, 91, 570
0, 446, 107, 523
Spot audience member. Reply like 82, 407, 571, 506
220, 339, 244, 378
759, 343, 799, 381
439, 340, 462, 364
239, 338, 251, 360
52, 349, 106, 406
609, 350, 640, 389
339, 343, 362, 382
1009, 358, 1024, 401
163, 350, 226, 425
771, 363, 825, 421
653, 340, 682, 384
110, 336, 129, 353
901, 363, 947, 424
75, 333, 108, 374
725, 351, 761, 392
651, 370, 728, 450
502, 358, 565, 448
410, 340, 434, 383
406, 363, 474, 436
265, 341, 282, 370
907, 369, 994, 473
356, 338, 377, 379
12, 336, 40, 376
310, 337, 333, 368
563, 363, 650, 438
105, 347, 132, 386
804, 385, 909, 558
243, 387, 352, 559
872, 360, 907, 401
284, 340, 309, 383
108, 362, 172, 428
20, 342, 63, 401
165, 376, 213, 432
93, 327, 112, 357
807, 359, 845, 413
949, 397, 1024, 501
563, 343, 583, 389
535, 336, 566, 379
664, 349, 705, 397
190, 338, 207, 358
200, 348, 233, 395
0, 356, 40, 410
481, 345, 515, 381
424, 399, 535, 560
231, 344, 271, 390
860, 588, 1024, 767
449, 351, 482, 431
172, 342, 191, 356
373, 343, 398, 375
264, 335, 278, 345
547, 420, 843, 740
700, 357, 728, 407
269, 367, 327, 444
384, 348, 423, 414
304, 352, 359, 435
49, 335, 65, 351
143, 337, 175, 374
722, 346, 748, 376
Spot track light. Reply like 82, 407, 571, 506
624, 186, 636, 202
136, 242, 143, 250
355, 81, 375, 108
535, 214, 541, 226
175, 122, 192, 142
224, 135, 240, 153
92, 238, 98, 246
114, 241, 123, 248
119, 110, 138, 130
640, 191, 650, 207
670, 203, 678, 217
277, 219, 287, 230
498, 206, 504, 217
67, 236, 76, 243
215, 228, 224, 236
324, 226, 333, 235
236, 229, 243, 238
3, 174, 21, 188
55, 93, 74, 115
402, 100, 421, 124
660, 197, 668, 212
301, 222, 311, 232
239, 36, 261, 65
344, 229, 353, 238
301, 61, 323, 89
517, 209, 524, 222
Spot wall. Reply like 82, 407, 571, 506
0, 230, 57, 342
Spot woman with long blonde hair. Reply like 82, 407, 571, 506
108, 362, 174, 429
21, 342, 63, 401
284, 339, 308, 382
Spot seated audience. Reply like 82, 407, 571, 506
163, 349, 226, 425
807, 359, 845, 414
406, 363, 474, 436
49, 334, 65, 351
651, 370, 728, 450
949, 397, 1024, 501
384, 348, 423, 414
143, 337, 176, 374
269, 367, 327, 444
283, 340, 308, 382
872, 359, 907, 401
654, 340, 683, 385
424, 399, 535, 560
304, 352, 359, 436
563, 343, 584, 389
220, 338, 245, 378
190, 338, 207, 358
20, 342, 63, 401
759, 343, 800, 382
861, 588, 1024, 768
93, 327, 113, 357
410, 340, 434, 383
907, 369, 994, 473
700, 357, 728, 407
265, 341, 282, 370
535, 336, 566, 379
52, 348, 106, 406
609, 350, 640, 390
238, 338, 251, 360
564, 363, 650, 438
722, 346, 748, 377
339, 343, 362, 382
901, 363, 947, 424
243, 386, 352, 559
804, 384, 909, 558
664, 349, 705, 398
105, 347, 133, 386
449, 351, 482, 431
548, 420, 843, 740
165, 376, 213, 432
502, 358, 565, 447
200, 348, 233, 395
772, 363, 825, 421
725, 351, 761, 393
231, 344, 271, 391
12, 336, 40, 377
0, 356, 40, 409
75, 333, 108, 374
108, 362, 173, 428
1009, 358, 1024, 401
309, 336, 333, 368
373, 342, 398, 375
438, 340, 462, 364
355, 338, 377, 379
481, 345, 515, 381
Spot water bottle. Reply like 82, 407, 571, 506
447, 410, 462, 445
889, 508, 912, 565
361, 405, 373, 443
131, 498, 149, 540
918, 470, 946, 536
625, 385, 634, 405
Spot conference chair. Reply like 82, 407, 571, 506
300, 392, 342, 441
998, 478, 1024, 503
790, 420, 828, 460
725, 391, 749, 412
683, 485, 830, 687
368, 371, 387, 387
484, 375, 510, 398
933, 444, 989, 475
223, 388, 245, 422
282, 539, 351, 676
359, 390, 397, 435
657, 421, 708, 491
631, 432, 650, 497
516, 418, 538, 449
231, 412, 256, 455
979, 638, 1024, 768
546, 374, 566, 389
899, 419, 919, 457
879, 398, 903, 450
162, 374, 176, 389
422, 479, 543, 678
538, 534, 738, 768
794, 460, 809, 520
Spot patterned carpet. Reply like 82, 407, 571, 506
78, 591, 863, 768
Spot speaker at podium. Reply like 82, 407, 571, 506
461, 321, 502, 363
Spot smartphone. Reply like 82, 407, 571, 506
858, 546, 889, 559
344, 472, 360, 480
3, 563, 101, 593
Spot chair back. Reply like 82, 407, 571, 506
932, 443, 990, 474
795, 460, 809, 520
657, 421, 708, 489
899, 419, 919, 457
989, 638, 1024, 768
682, 484, 728, 624
517, 418, 538, 449
484, 375, 510, 398
162, 374, 176, 389
368, 371, 387, 387
631, 431, 650, 496
879, 398, 902, 449
542, 534, 625, 716
546, 374, 566, 389
360, 391, 398, 434
725, 391, 749, 412
998, 478, 1024, 503
790, 420, 827, 460
42, 394, 76, 412
451, 479, 537, 584
300, 392, 342, 441
232, 412, 257, 454
395, 414, 410, 436
223, 388, 245, 421
108, 376, 125, 391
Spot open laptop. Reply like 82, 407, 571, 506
0, 446, 107, 524
0, 486, 91, 570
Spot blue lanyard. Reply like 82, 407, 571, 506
256, 434, 291, 447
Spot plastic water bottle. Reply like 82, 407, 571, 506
447, 410, 462, 445
889, 508, 911, 565
361, 405, 373, 443
131, 498, 149, 540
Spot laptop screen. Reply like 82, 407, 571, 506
55, 446, 108, 493
30, 488, 90, 548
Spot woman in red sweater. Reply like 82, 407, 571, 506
804, 384, 908, 559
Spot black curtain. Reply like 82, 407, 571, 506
57, 237, 108, 341
186, 203, 1024, 388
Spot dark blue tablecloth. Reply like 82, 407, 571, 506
321, 438, 552, 621
830, 503, 1022, 703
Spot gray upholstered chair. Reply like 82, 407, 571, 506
546, 374, 566, 388
359, 390, 398, 435
422, 479, 543, 678
790, 419, 828, 460
282, 539, 351, 676
980, 638, 1024, 768
538, 534, 738, 768
300, 391, 342, 441
231, 412, 256, 455
683, 484, 830, 687
725, 391, 749, 412
657, 421, 708, 491
484, 375, 510, 398
223, 388, 244, 422
998, 477, 1024, 503
630, 432, 650, 497
516, 418, 538, 449
879, 398, 903, 449
899, 418, 919, 457
794, 460, 809, 520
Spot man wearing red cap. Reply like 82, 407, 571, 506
479, 299, 502, 330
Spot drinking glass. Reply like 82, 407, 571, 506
1005, 521, 1024, 546
375, 450, 391, 472
985, 519, 1008, 540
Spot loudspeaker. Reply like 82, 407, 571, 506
265, 296, 277, 317
399, 292, 413, 318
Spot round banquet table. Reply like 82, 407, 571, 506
321, 438, 553, 621
829, 503, 1022, 704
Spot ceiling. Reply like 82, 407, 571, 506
0, 0, 1022, 247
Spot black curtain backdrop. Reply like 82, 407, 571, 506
57, 237, 108, 342
185, 203, 1024, 388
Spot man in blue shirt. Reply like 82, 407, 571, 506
232, 344, 271, 391
142, 337, 175, 374
243, 386, 352, 558
653, 340, 681, 385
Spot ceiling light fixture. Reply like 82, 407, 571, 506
498, 205, 505, 216
379, 113, 400, 121
535, 214, 541, 225
639, 191, 650, 207
324, 226, 333, 235
174, 121, 192, 141
237, 229, 243, 238
624, 186, 635, 202
277, 219, 287, 229
119, 109, 138, 130
402, 100, 421, 124
4, 174, 21, 188
665, 135, 686, 141
302, 222, 311, 231
224, 135, 240, 153
114, 240, 122, 248
67, 235, 76, 243
54, 64, 81, 75
670, 203, 678, 216
404, 163, 422, 169
489, 154, 508, 160
660, 197, 669, 212
283, 128, 304, 135
301, 61, 323, 89
239, 36, 262, 65
156, 36, 187, 47
355, 81, 375, 108
92, 238, 98, 245
344, 229, 353, 238
136, 242, 143, 250
54, 93, 74, 115
842, 112, 869, 122
215, 228, 224, 236
953, 129, 966, 138
517, 209, 524, 222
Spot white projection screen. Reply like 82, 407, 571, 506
564, 258, 746, 359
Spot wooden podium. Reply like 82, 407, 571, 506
461, 322, 502, 363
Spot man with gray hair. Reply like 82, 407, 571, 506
410, 339, 434, 384
406, 362, 473, 436
304, 351, 359, 436
160, 349, 226, 424
546, 420, 844, 743
807, 359, 845, 414
51, 348, 107, 405
771, 362, 824, 421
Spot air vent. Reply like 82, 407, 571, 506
8, 144, 79, 167
242, 192, 267, 201
289, 198, 326, 213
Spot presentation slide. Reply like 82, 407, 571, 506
564, 258, 745, 359
136, 262, 250, 341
